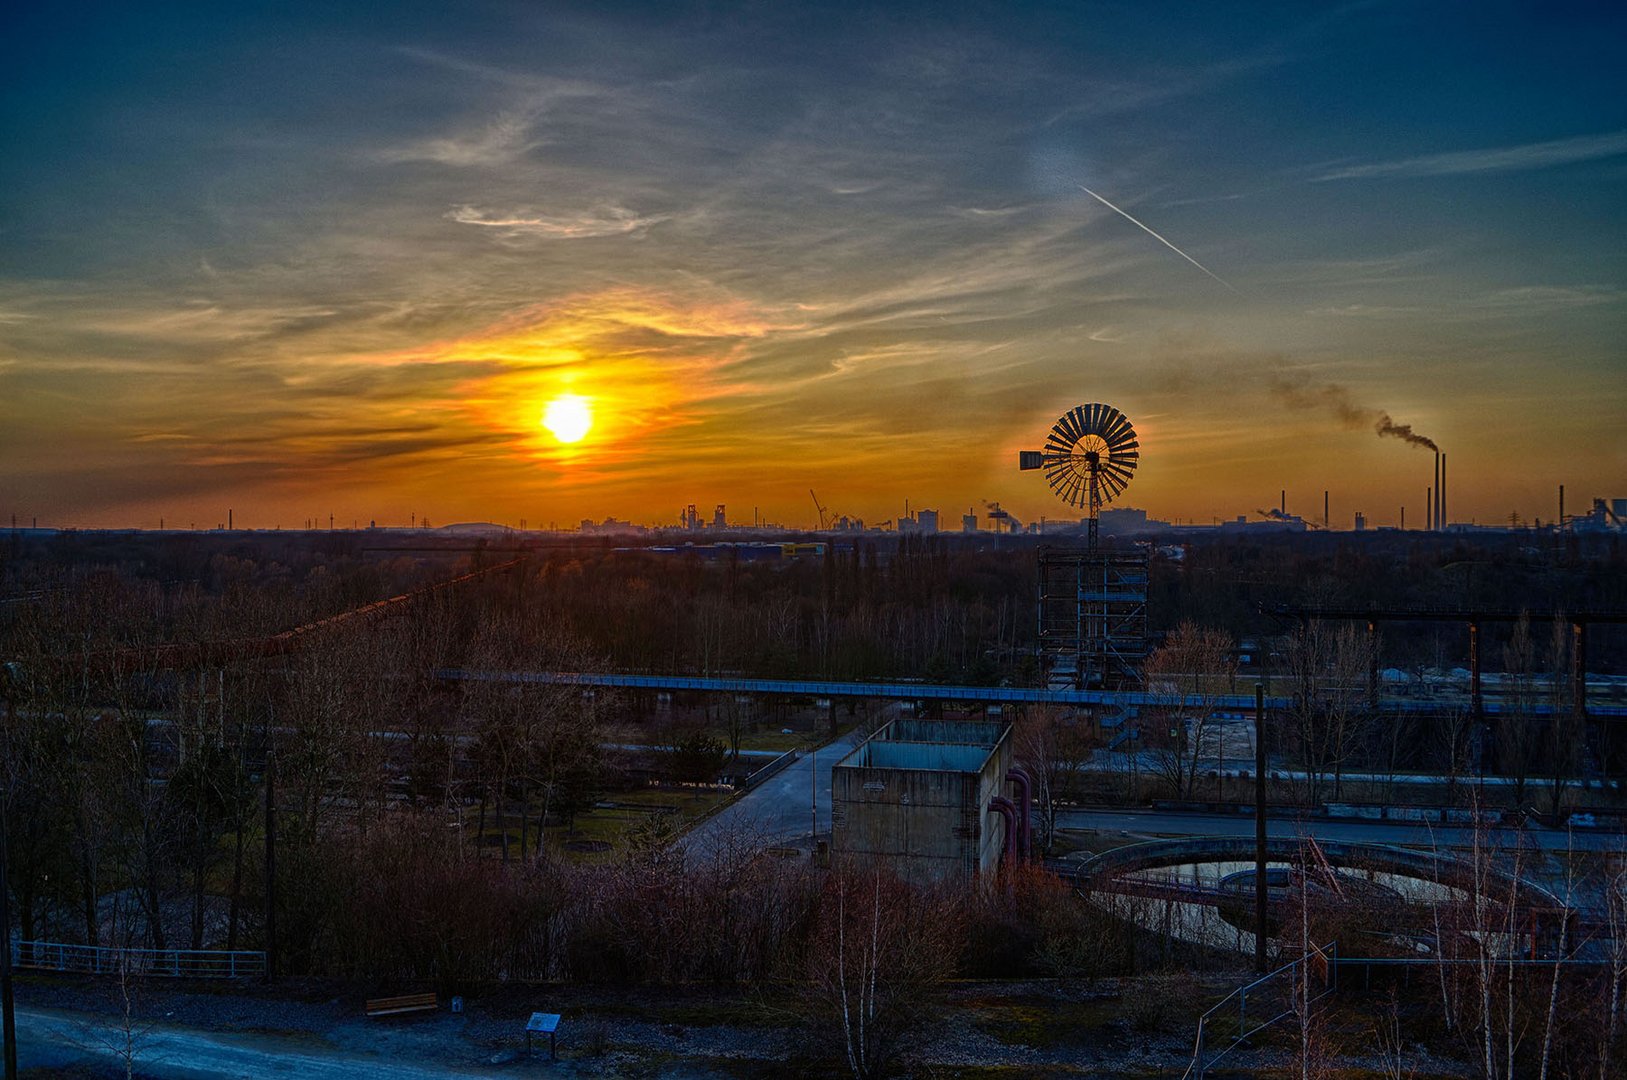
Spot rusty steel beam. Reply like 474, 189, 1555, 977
32, 557, 526, 675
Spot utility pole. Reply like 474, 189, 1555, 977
811, 749, 817, 843
0, 800, 15, 1080
264, 750, 277, 983
1254, 684, 1268, 975
2, 688, 18, 1080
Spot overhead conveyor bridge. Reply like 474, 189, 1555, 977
432, 668, 1627, 719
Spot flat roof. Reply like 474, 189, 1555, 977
881, 718, 1005, 747
839, 739, 994, 774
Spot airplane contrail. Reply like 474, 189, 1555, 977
1078, 184, 1242, 295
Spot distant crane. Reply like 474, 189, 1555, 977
810, 489, 829, 530
986, 502, 1023, 534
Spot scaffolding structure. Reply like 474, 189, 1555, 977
1037, 545, 1150, 690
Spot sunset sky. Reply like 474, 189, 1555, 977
3, 2, 1623, 531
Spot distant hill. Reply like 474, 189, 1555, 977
436, 522, 514, 537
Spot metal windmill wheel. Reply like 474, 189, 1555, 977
1019, 403, 1139, 546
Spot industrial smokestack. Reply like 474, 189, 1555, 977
228, 508, 233, 531
1433, 452, 1440, 531
1441, 454, 1447, 529
1427, 487, 1433, 531
1324, 490, 1329, 529
1559, 485, 1564, 525
1280, 490, 1286, 516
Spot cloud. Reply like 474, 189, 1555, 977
1312, 130, 1627, 181
379, 106, 545, 167
447, 204, 666, 239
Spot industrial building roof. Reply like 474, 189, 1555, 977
843, 741, 995, 773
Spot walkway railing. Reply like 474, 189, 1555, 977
1185, 942, 1337, 1079
736, 747, 799, 791
433, 668, 1625, 717
10, 938, 266, 979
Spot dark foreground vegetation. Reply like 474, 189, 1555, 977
2, 529, 1626, 1076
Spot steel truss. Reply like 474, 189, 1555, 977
1037, 545, 1149, 690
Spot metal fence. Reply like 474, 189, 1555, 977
1185, 942, 1338, 1079
10, 938, 267, 979
735, 747, 799, 791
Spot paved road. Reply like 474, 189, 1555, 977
681, 728, 869, 855
15, 1006, 498, 1079
1055, 807, 1626, 852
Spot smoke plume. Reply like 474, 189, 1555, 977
1373, 413, 1437, 451
1269, 372, 1436, 450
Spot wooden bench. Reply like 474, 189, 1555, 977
365, 992, 438, 1018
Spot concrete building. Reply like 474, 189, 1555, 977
830, 719, 1019, 886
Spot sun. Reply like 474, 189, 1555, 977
541, 394, 593, 444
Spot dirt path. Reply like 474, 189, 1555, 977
16, 1005, 535, 1079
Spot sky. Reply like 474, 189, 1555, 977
2, 1, 1623, 531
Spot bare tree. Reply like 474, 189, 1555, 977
1283, 621, 1371, 804
1013, 705, 1098, 853
1142, 622, 1234, 799
1496, 614, 1539, 807
805, 869, 960, 1079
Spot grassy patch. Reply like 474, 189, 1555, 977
573, 994, 793, 1030
453, 784, 735, 863
967, 999, 1130, 1050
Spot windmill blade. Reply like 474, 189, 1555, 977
1072, 405, 1091, 440
1085, 403, 1104, 434
1053, 474, 1079, 506
1102, 412, 1133, 446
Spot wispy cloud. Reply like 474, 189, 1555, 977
1312, 130, 1627, 181
448, 204, 666, 239
378, 106, 546, 167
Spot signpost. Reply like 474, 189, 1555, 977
526, 1012, 561, 1060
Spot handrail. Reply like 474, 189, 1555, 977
10, 937, 266, 979
736, 747, 800, 790
1184, 942, 1337, 1079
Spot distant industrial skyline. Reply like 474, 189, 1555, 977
2, 3, 1623, 529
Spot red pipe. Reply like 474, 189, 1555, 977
989, 796, 1018, 866
1006, 767, 1033, 858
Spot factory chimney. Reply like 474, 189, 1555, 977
228, 508, 233, 531
1427, 487, 1433, 531
1280, 490, 1286, 516
1323, 490, 1329, 529
1441, 454, 1447, 529
1559, 485, 1565, 525
1433, 452, 1440, 531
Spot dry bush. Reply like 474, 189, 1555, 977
803, 868, 963, 1079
